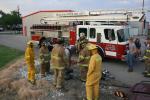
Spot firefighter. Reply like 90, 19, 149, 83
25, 41, 36, 85
51, 38, 68, 89
143, 37, 150, 77
86, 43, 102, 100
127, 37, 136, 72
39, 42, 51, 77
64, 47, 74, 80
78, 41, 90, 82
76, 32, 88, 52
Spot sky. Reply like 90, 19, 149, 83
0, 0, 150, 21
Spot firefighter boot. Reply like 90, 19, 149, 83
30, 80, 36, 85
41, 63, 46, 78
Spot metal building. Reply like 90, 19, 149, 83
22, 10, 73, 41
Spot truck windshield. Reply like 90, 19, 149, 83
117, 29, 129, 42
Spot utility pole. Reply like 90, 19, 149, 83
16, 5, 20, 34
142, 0, 145, 35
142, 0, 145, 14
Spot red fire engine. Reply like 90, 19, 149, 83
23, 10, 148, 60
27, 10, 146, 60
29, 23, 130, 61
69, 24, 130, 60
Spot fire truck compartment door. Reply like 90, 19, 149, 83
103, 29, 117, 57
105, 43, 117, 57
69, 31, 76, 45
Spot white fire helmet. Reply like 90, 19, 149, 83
80, 32, 85, 37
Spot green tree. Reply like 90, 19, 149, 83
0, 10, 6, 27
11, 10, 22, 25
0, 10, 22, 30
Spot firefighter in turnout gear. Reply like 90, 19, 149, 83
76, 32, 88, 52
39, 42, 51, 77
51, 38, 68, 89
78, 41, 90, 82
86, 43, 102, 100
143, 37, 150, 77
25, 41, 36, 85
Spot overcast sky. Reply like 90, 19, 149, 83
0, 0, 150, 21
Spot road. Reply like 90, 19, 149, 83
0, 34, 149, 86
103, 59, 149, 86
0, 34, 27, 51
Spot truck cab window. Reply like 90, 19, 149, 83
117, 29, 125, 42
104, 29, 115, 41
90, 28, 96, 39
31, 31, 35, 35
79, 28, 87, 38
97, 33, 101, 43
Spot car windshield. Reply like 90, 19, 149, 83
117, 29, 129, 42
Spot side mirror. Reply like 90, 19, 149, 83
114, 90, 128, 100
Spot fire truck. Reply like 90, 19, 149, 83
29, 23, 130, 60
25, 9, 148, 60
69, 24, 130, 61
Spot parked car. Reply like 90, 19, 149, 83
114, 81, 150, 100
0, 27, 4, 31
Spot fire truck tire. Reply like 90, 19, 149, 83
97, 46, 105, 60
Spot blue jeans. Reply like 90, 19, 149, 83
127, 53, 135, 69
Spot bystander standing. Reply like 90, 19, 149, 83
126, 37, 136, 72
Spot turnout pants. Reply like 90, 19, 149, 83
53, 69, 64, 89
86, 82, 100, 100
27, 64, 35, 82
41, 62, 50, 77
145, 60, 150, 74
145, 65, 150, 73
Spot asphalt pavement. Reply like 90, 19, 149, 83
0, 34, 27, 51
103, 59, 149, 86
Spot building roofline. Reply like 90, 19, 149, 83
22, 10, 73, 19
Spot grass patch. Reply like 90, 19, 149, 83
0, 45, 23, 68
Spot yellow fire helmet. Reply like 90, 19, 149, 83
27, 41, 33, 45
87, 43, 97, 50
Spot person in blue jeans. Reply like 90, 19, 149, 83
127, 37, 136, 72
